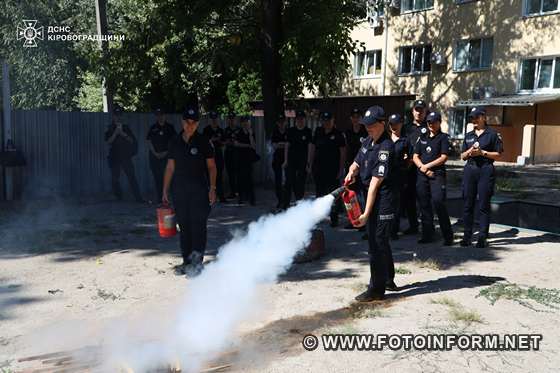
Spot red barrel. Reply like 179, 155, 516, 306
342, 188, 362, 227
157, 205, 177, 238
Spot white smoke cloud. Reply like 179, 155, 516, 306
101, 195, 335, 372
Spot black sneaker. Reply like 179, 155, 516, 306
173, 264, 187, 276
355, 289, 385, 302
443, 237, 454, 246
460, 238, 471, 247
476, 238, 488, 248
403, 227, 419, 235
184, 262, 203, 278
385, 281, 399, 292
417, 236, 433, 244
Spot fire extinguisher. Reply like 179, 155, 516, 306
156, 203, 177, 238
341, 180, 363, 227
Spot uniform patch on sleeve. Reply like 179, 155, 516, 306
497, 133, 503, 141
378, 165, 385, 176
378, 150, 389, 162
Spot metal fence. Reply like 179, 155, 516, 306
10, 110, 289, 199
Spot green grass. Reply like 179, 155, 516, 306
395, 266, 412, 275
431, 297, 483, 325
478, 283, 560, 311
413, 258, 442, 271
495, 178, 527, 193
325, 323, 360, 335
354, 307, 384, 319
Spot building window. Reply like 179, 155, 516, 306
524, 0, 560, 16
401, 0, 434, 12
448, 109, 466, 139
519, 56, 560, 91
399, 45, 432, 75
354, 50, 383, 77
366, 0, 385, 27
453, 37, 493, 71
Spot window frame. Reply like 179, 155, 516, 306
353, 49, 383, 79
517, 55, 560, 93
398, 44, 432, 76
452, 37, 494, 72
522, 0, 560, 17
400, 0, 435, 14
448, 108, 467, 139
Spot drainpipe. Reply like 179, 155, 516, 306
381, 7, 389, 96
531, 104, 538, 165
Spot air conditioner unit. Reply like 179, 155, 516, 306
431, 52, 446, 66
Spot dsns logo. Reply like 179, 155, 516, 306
17, 20, 44, 47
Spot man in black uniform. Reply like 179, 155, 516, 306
104, 106, 143, 202
203, 111, 226, 202
412, 111, 454, 245
460, 107, 504, 248
223, 113, 239, 199
271, 114, 288, 209
403, 99, 429, 234
308, 111, 346, 227
147, 108, 176, 202
345, 106, 396, 302
283, 110, 312, 208
235, 116, 257, 205
163, 106, 217, 278
388, 114, 410, 240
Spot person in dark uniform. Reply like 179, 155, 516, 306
388, 114, 410, 240
104, 106, 143, 202
271, 114, 288, 209
412, 111, 454, 245
223, 113, 239, 199
162, 106, 217, 278
235, 116, 257, 205
344, 106, 396, 302
147, 108, 176, 202
403, 99, 429, 234
283, 110, 312, 208
203, 111, 226, 202
308, 111, 346, 227
460, 107, 504, 248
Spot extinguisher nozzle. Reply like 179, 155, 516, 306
329, 186, 346, 200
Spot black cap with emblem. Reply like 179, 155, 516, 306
296, 110, 306, 118
182, 106, 200, 121
320, 111, 333, 121
388, 113, 403, 125
469, 107, 486, 119
413, 100, 427, 109
350, 108, 361, 117
209, 111, 218, 119
360, 106, 386, 126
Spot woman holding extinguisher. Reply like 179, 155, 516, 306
162, 105, 217, 278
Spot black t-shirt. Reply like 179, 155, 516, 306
345, 126, 368, 166
203, 125, 225, 149
406, 121, 428, 158
414, 131, 450, 172
354, 132, 395, 211
462, 127, 504, 167
223, 126, 238, 151
146, 122, 176, 153
287, 126, 312, 167
312, 127, 346, 171
271, 127, 288, 165
235, 129, 255, 160
105, 123, 138, 160
393, 135, 409, 179
168, 132, 214, 189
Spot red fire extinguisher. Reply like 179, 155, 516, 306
342, 180, 363, 227
157, 204, 177, 238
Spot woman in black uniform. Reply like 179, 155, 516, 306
162, 106, 217, 278
235, 116, 257, 205
387, 114, 409, 240
271, 114, 288, 209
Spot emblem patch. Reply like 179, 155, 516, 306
426, 146, 432, 153
474, 141, 480, 149
159, 131, 164, 136
362, 147, 367, 154
378, 150, 389, 161
378, 165, 385, 175
330, 135, 335, 140
190, 147, 199, 155
421, 128, 427, 134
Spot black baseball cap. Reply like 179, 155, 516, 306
320, 111, 333, 121
113, 105, 123, 115
240, 115, 251, 122
350, 108, 361, 116
296, 110, 306, 118
388, 113, 403, 125
360, 106, 386, 126
469, 107, 486, 118
182, 106, 200, 121
227, 112, 236, 119
154, 108, 163, 115
209, 111, 218, 119
426, 111, 442, 123
277, 113, 286, 121
413, 100, 427, 109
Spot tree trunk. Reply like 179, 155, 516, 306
261, 0, 283, 132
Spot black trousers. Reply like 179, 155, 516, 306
224, 148, 238, 196
238, 160, 255, 203
215, 148, 225, 200
391, 182, 404, 237
284, 163, 307, 207
110, 157, 142, 201
314, 170, 340, 223
172, 185, 210, 264
462, 164, 495, 240
403, 166, 419, 230
416, 171, 453, 240
272, 162, 285, 205
367, 204, 395, 294
149, 155, 167, 202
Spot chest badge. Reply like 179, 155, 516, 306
190, 147, 199, 155
378, 150, 389, 161
159, 131, 164, 136
361, 147, 367, 154
330, 135, 335, 140
421, 128, 427, 134
426, 146, 432, 154
302, 136, 306, 140
474, 141, 480, 149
